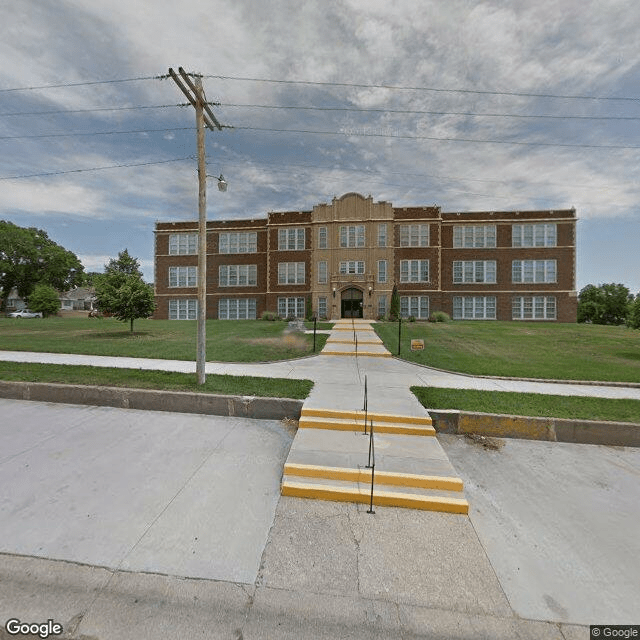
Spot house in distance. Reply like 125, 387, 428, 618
153, 192, 577, 322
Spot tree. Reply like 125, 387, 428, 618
0, 221, 84, 310
389, 284, 400, 321
578, 283, 633, 325
28, 283, 61, 317
628, 295, 640, 330
94, 249, 155, 332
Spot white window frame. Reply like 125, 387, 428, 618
377, 260, 387, 283
169, 233, 198, 255
512, 296, 557, 320
453, 225, 496, 248
339, 261, 365, 275
218, 298, 257, 319
218, 264, 257, 287
399, 224, 429, 247
218, 231, 258, 254
400, 296, 429, 319
453, 260, 497, 284
278, 262, 305, 284
378, 224, 387, 247
400, 259, 429, 283
512, 260, 557, 283
278, 227, 305, 250
377, 295, 387, 318
317, 261, 328, 284
452, 296, 497, 320
168, 266, 197, 288
318, 226, 327, 249
278, 297, 305, 318
512, 224, 557, 247
318, 296, 327, 318
339, 225, 365, 248
169, 299, 197, 320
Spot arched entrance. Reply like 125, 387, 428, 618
341, 287, 364, 318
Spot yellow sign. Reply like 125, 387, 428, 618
411, 339, 425, 351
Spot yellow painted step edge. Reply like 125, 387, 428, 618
326, 339, 383, 344
284, 463, 463, 492
282, 481, 469, 515
298, 420, 436, 436
322, 351, 391, 358
301, 408, 432, 425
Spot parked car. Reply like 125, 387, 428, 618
8, 309, 43, 318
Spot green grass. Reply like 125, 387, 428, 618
0, 361, 313, 399
411, 387, 640, 423
304, 320, 335, 330
0, 317, 327, 362
375, 321, 640, 383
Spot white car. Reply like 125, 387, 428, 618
8, 309, 43, 318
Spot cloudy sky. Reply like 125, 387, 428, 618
2, 0, 639, 293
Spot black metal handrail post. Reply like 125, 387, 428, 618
367, 418, 375, 514
363, 374, 368, 434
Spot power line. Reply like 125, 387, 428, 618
0, 103, 190, 117
206, 74, 640, 102
0, 127, 194, 140
231, 125, 640, 150
0, 75, 162, 93
219, 102, 640, 121
0, 156, 195, 181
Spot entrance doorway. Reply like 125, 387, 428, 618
341, 287, 363, 318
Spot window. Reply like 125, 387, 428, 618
453, 296, 496, 320
400, 224, 429, 247
453, 225, 496, 248
169, 233, 198, 255
512, 224, 557, 247
400, 260, 429, 283
318, 296, 327, 318
218, 298, 256, 319
169, 266, 197, 288
340, 225, 365, 248
339, 261, 365, 275
278, 297, 305, 318
218, 231, 258, 254
278, 227, 305, 250
218, 264, 257, 287
378, 296, 387, 318
453, 261, 496, 284
317, 261, 328, 284
378, 224, 387, 247
278, 262, 305, 284
512, 296, 557, 320
400, 296, 429, 319
318, 226, 327, 249
169, 299, 197, 320
377, 260, 387, 283
512, 260, 556, 283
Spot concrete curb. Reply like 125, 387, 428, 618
0, 380, 303, 421
428, 409, 640, 447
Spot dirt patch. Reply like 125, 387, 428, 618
464, 433, 505, 451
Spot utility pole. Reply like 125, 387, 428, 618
168, 68, 223, 385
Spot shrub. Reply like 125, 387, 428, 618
28, 284, 61, 317
261, 311, 278, 321
430, 311, 451, 323
408, 316, 416, 323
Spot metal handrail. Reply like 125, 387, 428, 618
366, 418, 375, 514
363, 375, 368, 434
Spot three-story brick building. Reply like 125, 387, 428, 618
154, 192, 577, 322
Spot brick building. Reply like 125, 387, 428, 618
154, 192, 577, 322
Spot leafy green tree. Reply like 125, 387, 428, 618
578, 283, 633, 325
0, 221, 84, 310
94, 250, 155, 332
389, 284, 400, 321
628, 295, 640, 330
28, 283, 61, 317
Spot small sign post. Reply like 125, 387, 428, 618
410, 339, 425, 351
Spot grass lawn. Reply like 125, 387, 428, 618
0, 361, 313, 399
375, 321, 640, 383
0, 317, 327, 362
411, 387, 640, 423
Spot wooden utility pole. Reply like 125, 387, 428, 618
168, 68, 223, 384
